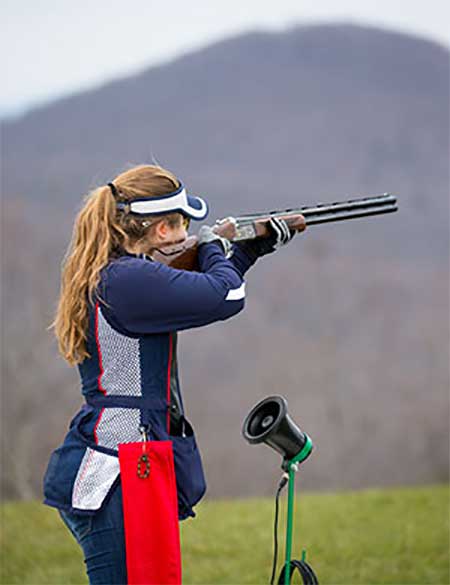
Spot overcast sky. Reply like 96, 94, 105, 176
2, 0, 449, 117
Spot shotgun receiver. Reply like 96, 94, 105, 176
153, 193, 397, 270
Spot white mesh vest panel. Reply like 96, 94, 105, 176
72, 448, 120, 510
97, 307, 141, 396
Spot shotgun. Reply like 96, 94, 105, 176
153, 193, 397, 270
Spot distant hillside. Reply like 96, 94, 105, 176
3, 24, 449, 260
2, 24, 448, 501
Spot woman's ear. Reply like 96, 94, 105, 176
154, 219, 169, 241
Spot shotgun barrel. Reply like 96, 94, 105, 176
235, 193, 397, 226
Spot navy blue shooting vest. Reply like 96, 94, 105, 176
43, 301, 206, 520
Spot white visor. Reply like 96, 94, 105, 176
118, 184, 208, 220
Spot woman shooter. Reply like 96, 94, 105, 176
43, 164, 297, 584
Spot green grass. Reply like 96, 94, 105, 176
1, 485, 448, 584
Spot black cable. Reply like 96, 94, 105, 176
270, 474, 289, 585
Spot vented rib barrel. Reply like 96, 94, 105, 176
236, 193, 397, 226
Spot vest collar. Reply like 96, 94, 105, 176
122, 251, 154, 262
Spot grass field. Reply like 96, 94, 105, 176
1, 484, 448, 584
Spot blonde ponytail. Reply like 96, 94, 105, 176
53, 186, 126, 364
52, 164, 181, 365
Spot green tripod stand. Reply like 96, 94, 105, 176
276, 436, 318, 585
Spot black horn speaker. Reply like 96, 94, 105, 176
242, 395, 312, 463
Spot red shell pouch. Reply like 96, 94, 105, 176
118, 441, 182, 585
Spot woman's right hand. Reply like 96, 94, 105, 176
197, 225, 233, 258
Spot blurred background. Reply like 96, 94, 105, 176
1, 0, 449, 503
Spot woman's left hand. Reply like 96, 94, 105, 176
235, 218, 296, 259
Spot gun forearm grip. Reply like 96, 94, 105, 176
253, 214, 307, 237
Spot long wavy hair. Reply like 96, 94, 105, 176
53, 164, 181, 365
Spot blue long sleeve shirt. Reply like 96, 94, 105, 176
99, 241, 256, 335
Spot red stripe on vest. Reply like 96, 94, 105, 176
95, 303, 107, 396
93, 407, 105, 445
166, 333, 173, 433
94, 302, 107, 444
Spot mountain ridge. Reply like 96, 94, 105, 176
4, 22, 449, 123
4, 23, 448, 261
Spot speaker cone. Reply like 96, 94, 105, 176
242, 395, 311, 462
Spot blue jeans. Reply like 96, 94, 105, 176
59, 481, 127, 584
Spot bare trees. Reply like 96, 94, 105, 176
1, 204, 448, 500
